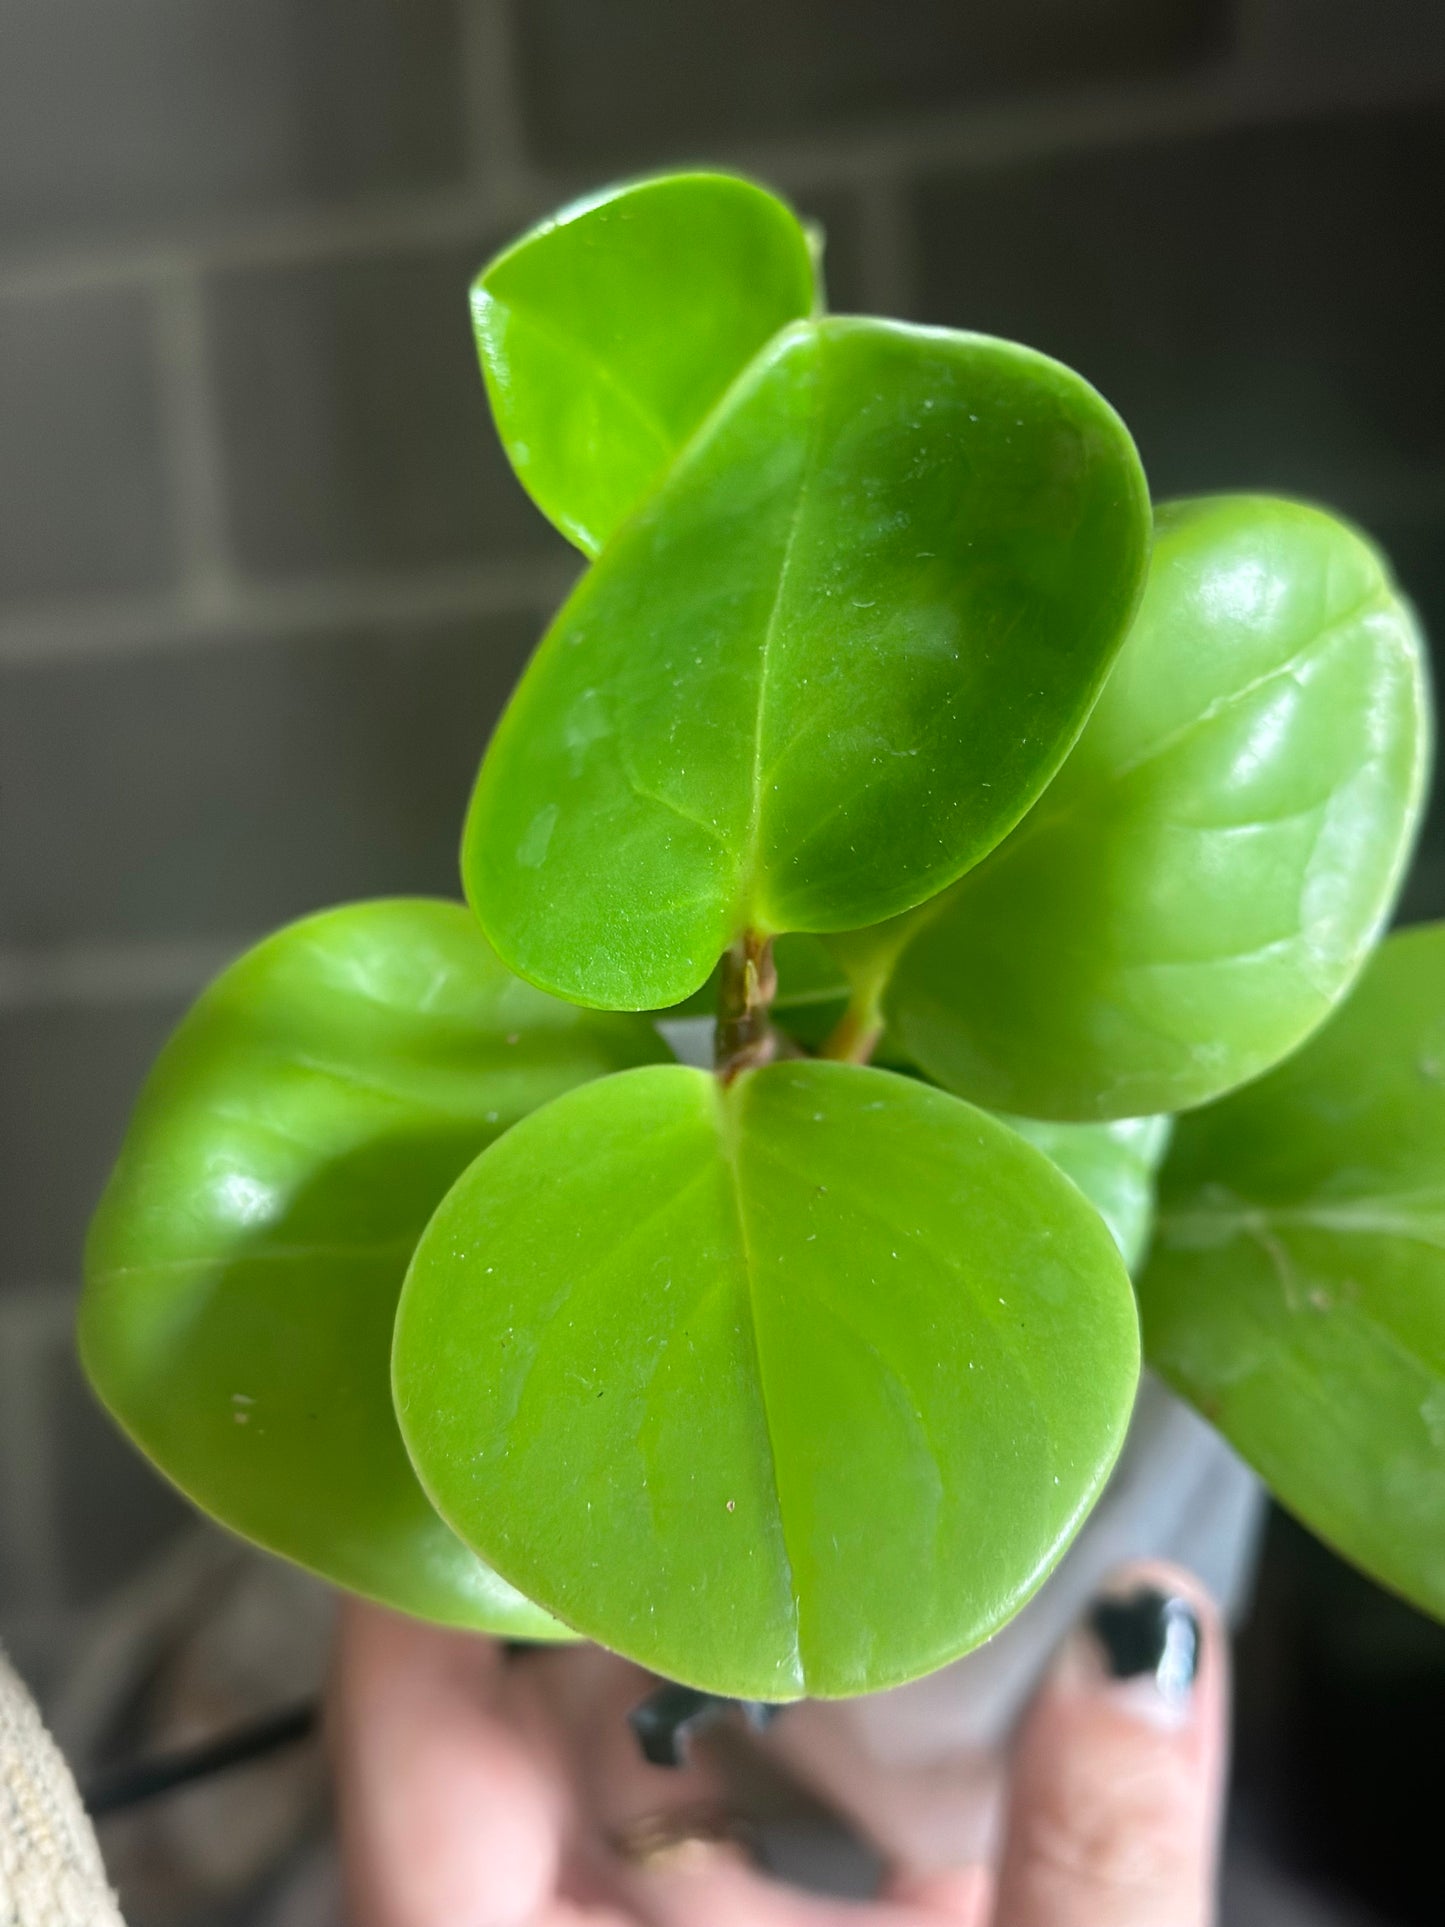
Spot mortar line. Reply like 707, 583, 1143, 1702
0, 554, 578, 667
0, 1292, 72, 1611
459, 0, 538, 212
0, 186, 500, 302
2, 64, 1442, 301
0, 936, 255, 1012
852, 177, 917, 319
153, 268, 235, 608
724, 64, 1445, 189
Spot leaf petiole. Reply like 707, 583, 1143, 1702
819, 987, 884, 1065
715, 931, 781, 1082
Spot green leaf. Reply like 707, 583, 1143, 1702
1138, 923, 1445, 1622
1001, 1114, 1172, 1272
80, 899, 668, 1634
888, 497, 1431, 1120
466, 317, 1151, 1011
766, 937, 854, 1051
394, 1059, 1139, 1697
473, 171, 817, 556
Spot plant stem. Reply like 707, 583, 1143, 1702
820, 989, 884, 1065
819, 887, 962, 1067
715, 932, 779, 1082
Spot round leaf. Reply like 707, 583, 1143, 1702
889, 496, 1431, 1119
473, 171, 817, 556
394, 1059, 1139, 1697
80, 899, 668, 1633
466, 317, 1151, 1010
1139, 923, 1445, 1621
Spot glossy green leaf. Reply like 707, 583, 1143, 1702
473, 172, 817, 555
394, 1059, 1139, 1697
766, 937, 858, 1052
80, 899, 668, 1634
889, 496, 1431, 1120
466, 317, 1151, 1011
1002, 1114, 1172, 1272
1139, 923, 1445, 1621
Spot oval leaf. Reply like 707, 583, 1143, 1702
474, 171, 817, 556
466, 317, 1151, 1010
1001, 1114, 1171, 1272
889, 497, 1431, 1119
1139, 923, 1445, 1621
80, 899, 668, 1633
394, 1059, 1139, 1697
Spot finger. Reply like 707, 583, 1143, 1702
521, 1645, 752, 1922
545, 1656, 975, 1925
533, 1907, 636, 1927
768, 1704, 1003, 1879
635, 1841, 975, 1927
541, 1648, 740, 1845
328, 1599, 570, 1927
887, 1866, 993, 1925
992, 1560, 1228, 1927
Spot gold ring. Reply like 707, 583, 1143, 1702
609, 1800, 756, 1868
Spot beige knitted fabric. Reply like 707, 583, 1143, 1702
0, 1646, 123, 1927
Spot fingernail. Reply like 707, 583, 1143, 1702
1087, 1586, 1200, 1710
629, 1684, 725, 1767
628, 1684, 783, 1768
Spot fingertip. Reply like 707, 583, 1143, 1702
329, 1602, 565, 1927
1068, 1558, 1223, 1734
886, 1861, 993, 1923
994, 1559, 1229, 1927
330, 1596, 506, 1711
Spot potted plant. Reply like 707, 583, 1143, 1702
78, 172, 1442, 1744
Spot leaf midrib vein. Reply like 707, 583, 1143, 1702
1162, 1192, 1445, 1246
749, 1131, 1057, 1472
716, 1084, 806, 1692
740, 351, 821, 918
1154, 1208, 1445, 1402
500, 295, 676, 464
1233, 1220, 1445, 1389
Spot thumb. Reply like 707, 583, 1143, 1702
992, 1560, 1229, 1927
328, 1600, 568, 1927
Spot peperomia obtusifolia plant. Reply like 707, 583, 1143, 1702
81, 173, 1443, 1720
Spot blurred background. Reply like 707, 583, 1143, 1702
0, 2, 1442, 1922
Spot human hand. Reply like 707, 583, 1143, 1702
329, 1561, 1227, 1926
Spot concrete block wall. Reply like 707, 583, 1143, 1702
2, 0, 1444, 1685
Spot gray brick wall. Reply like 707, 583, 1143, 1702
1, 0, 1443, 1681
0, 0, 468, 245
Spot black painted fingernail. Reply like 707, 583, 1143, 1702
1088, 1587, 1200, 1702
629, 1685, 727, 1766
628, 1686, 784, 1768
740, 1700, 783, 1734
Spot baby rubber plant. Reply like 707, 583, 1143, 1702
81, 173, 1443, 1750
